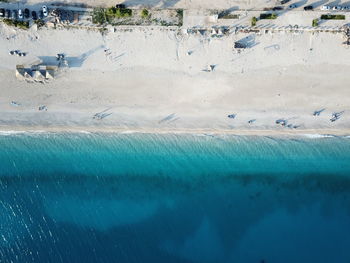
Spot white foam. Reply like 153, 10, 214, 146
77, 131, 92, 134
0, 130, 49, 136
0, 131, 27, 136
302, 134, 335, 139
120, 130, 138, 134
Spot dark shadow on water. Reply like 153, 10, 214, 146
2, 172, 350, 198
2, 173, 350, 261
1, 171, 350, 262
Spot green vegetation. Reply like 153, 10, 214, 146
3, 19, 29, 29
34, 19, 45, 28
106, 7, 132, 18
218, 10, 239, 19
312, 18, 318, 27
151, 18, 172, 26
220, 14, 239, 19
92, 7, 183, 27
259, 13, 277, 19
251, 16, 257, 26
320, 14, 345, 20
92, 6, 132, 24
3, 19, 14, 26
92, 8, 108, 24
141, 9, 149, 19
160, 20, 170, 26
176, 9, 183, 26
176, 9, 183, 20
17, 20, 29, 29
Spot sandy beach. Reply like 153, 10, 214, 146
1, 12, 350, 135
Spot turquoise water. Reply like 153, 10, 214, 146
1, 133, 350, 262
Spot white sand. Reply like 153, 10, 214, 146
0, 20, 350, 134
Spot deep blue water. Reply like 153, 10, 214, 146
1, 133, 350, 263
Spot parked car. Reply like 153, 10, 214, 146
24, 8, 30, 19
320, 5, 331, 10
18, 9, 23, 19
289, 4, 297, 9
304, 5, 313, 11
332, 5, 341, 10
42, 5, 48, 17
32, 10, 37, 20
0, 8, 5, 17
115, 4, 126, 9
11, 10, 17, 20
280, 0, 290, 4
272, 6, 284, 11
6, 9, 11, 18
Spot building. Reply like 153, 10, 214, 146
16, 64, 58, 83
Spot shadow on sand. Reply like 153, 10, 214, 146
38, 45, 104, 68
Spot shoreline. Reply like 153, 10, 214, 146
1, 126, 350, 136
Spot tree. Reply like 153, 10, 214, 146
251, 16, 257, 26
141, 9, 149, 19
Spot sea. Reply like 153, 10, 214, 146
1, 132, 350, 263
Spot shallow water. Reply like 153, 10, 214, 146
1, 133, 350, 263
